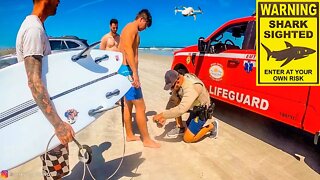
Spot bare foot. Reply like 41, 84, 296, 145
143, 139, 161, 148
126, 135, 141, 142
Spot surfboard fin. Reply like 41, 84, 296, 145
88, 104, 119, 116
72, 41, 101, 62
88, 106, 104, 116
95, 54, 109, 63
106, 89, 120, 99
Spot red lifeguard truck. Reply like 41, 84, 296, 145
171, 14, 320, 144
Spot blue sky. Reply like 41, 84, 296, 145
0, 0, 255, 48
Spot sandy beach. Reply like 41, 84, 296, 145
8, 52, 320, 180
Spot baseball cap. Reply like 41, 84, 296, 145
164, 70, 179, 90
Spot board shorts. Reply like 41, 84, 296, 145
186, 111, 206, 135
40, 144, 69, 180
118, 65, 143, 101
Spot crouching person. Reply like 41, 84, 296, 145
153, 70, 218, 143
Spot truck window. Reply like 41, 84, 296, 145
209, 23, 248, 53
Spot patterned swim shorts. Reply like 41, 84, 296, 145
40, 144, 69, 180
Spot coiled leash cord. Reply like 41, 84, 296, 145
44, 97, 126, 180
44, 134, 95, 180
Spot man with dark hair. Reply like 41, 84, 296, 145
135, 9, 152, 28
16, 0, 74, 179
100, 18, 120, 51
118, 9, 160, 148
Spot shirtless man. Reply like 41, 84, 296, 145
118, 9, 160, 148
100, 18, 120, 51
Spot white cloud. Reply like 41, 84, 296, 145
67, 0, 106, 13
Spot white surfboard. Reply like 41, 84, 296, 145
0, 47, 131, 170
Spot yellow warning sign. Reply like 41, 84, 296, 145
256, 0, 319, 86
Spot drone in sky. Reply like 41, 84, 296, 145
174, 6, 203, 21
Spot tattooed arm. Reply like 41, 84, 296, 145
24, 55, 75, 145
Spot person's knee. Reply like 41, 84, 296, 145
183, 130, 195, 143
136, 104, 146, 112
133, 99, 146, 111
183, 135, 193, 143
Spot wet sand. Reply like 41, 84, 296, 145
8, 53, 320, 180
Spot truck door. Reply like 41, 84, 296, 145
197, 21, 253, 108
198, 20, 308, 129
240, 21, 309, 128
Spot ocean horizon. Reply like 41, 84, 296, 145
0, 46, 182, 57
139, 47, 182, 56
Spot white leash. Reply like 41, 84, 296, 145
106, 97, 126, 180
44, 97, 126, 180
44, 134, 96, 180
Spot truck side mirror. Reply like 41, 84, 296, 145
198, 37, 206, 53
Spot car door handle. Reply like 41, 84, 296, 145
227, 59, 240, 67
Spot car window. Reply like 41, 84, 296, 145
50, 40, 67, 50
0, 57, 18, 69
66, 41, 80, 49
209, 23, 248, 53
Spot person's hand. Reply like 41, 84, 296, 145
55, 121, 75, 145
132, 73, 140, 88
153, 113, 166, 128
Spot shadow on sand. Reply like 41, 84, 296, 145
130, 110, 157, 135
213, 100, 320, 174
152, 114, 212, 143
64, 142, 145, 180
154, 121, 184, 143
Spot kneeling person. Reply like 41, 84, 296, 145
153, 70, 218, 143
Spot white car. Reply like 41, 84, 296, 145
0, 54, 17, 69
48, 36, 89, 53
0, 36, 89, 69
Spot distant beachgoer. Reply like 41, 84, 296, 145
153, 70, 219, 143
16, 0, 75, 179
100, 18, 120, 51
118, 9, 160, 148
